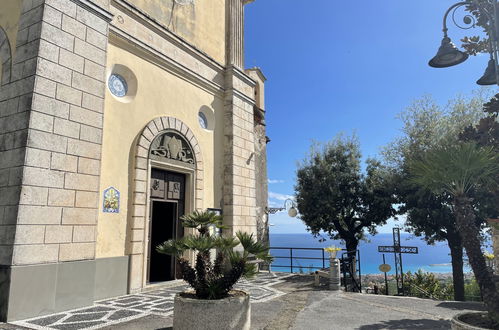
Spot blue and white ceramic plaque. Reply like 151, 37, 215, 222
103, 187, 120, 213
108, 74, 128, 97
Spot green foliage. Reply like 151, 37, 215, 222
381, 92, 494, 301
295, 134, 396, 253
409, 142, 499, 197
180, 210, 227, 236
464, 278, 482, 301
404, 270, 453, 300
407, 139, 499, 322
156, 210, 271, 300
460, 1, 495, 56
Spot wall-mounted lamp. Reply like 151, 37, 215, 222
265, 198, 297, 218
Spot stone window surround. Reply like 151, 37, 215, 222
0, 26, 12, 86
129, 116, 203, 291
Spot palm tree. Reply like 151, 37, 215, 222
409, 142, 499, 323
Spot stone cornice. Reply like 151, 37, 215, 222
111, 0, 224, 73
246, 67, 267, 82
109, 0, 258, 102
70, 0, 114, 22
109, 28, 225, 97
227, 65, 256, 88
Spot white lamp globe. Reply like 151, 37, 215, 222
288, 207, 298, 218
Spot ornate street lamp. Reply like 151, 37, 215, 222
429, 0, 499, 85
266, 198, 298, 217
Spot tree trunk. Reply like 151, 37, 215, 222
447, 230, 465, 301
345, 239, 359, 291
454, 196, 499, 323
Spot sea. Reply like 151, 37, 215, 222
268, 233, 491, 275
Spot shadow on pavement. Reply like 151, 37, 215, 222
436, 301, 486, 311
357, 318, 450, 329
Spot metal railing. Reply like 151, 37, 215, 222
269, 247, 328, 273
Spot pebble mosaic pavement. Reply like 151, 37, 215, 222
12, 272, 294, 330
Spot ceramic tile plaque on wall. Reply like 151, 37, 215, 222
103, 187, 120, 213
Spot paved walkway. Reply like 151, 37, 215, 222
4, 273, 487, 330
9, 272, 293, 330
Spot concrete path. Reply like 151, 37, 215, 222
4, 273, 487, 330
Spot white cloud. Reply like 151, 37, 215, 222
268, 211, 307, 234
268, 191, 294, 201
268, 200, 282, 208
268, 179, 285, 184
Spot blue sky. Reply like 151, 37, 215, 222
244, 0, 496, 234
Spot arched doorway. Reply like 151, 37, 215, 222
128, 117, 204, 291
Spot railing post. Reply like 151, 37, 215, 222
290, 248, 293, 273
358, 249, 362, 293
322, 249, 325, 269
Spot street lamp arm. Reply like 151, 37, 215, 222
442, 1, 473, 37
265, 198, 298, 217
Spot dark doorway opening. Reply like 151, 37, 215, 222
147, 168, 186, 283
149, 201, 177, 282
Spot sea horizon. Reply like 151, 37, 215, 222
268, 232, 488, 275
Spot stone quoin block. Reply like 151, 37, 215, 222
48, 188, 76, 207
59, 242, 95, 261
61, 207, 97, 225
77, 158, 100, 176
14, 225, 46, 244
17, 205, 62, 225
53, 118, 80, 139
45, 225, 73, 243
56, 83, 82, 106
19, 186, 48, 206
69, 105, 102, 128
80, 124, 102, 144
23, 167, 65, 188
64, 172, 99, 191
12, 244, 59, 265
59, 48, 84, 73
74, 191, 99, 208
61, 14, 86, 40
51, 153, 78, 172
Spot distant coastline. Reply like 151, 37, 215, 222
268, 232, 488, 275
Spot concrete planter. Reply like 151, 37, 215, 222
451, 312, 493, 330
173, 290, 250, 330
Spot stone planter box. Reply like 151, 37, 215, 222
173, 290, 250, 330
451, 312, 494, 330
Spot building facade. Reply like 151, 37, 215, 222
0, 0, 269, 321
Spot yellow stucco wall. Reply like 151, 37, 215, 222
131, 0, 226, 64
0, 0, 23, 59
95, 42, 224, 258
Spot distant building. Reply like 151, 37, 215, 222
0, 0, 269, 321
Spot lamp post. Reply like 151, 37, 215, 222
429, 0, 499, 85
266, 198, 298, 218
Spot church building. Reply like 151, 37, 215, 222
0, 0, 269, 321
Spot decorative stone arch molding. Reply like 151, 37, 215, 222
128, 116, 203, 291
0, 26, 12, 86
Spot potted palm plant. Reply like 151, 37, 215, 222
156, 210, 272, 330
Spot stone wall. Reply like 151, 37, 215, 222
10, 0, 110, 265
0, 0, 112, 321
246, 68, 268, 245
0, 0, 35, 273
254, 119, 268, 245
